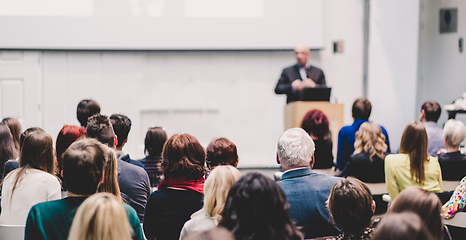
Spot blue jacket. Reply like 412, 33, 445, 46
277, 168, 342, 239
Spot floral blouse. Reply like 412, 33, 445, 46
333, 227, 374, 240
443, 176, 466, 219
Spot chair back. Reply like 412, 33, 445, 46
443, 212, 466, 228
443, 181, 461, 192
364, 182, 387, 195
0, 224, 25, 240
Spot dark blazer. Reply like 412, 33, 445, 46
277, 168, 341, 239
438, 151, 466, 181
339, 152, 385, 183
275, 64, 326, 103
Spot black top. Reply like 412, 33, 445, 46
438, 151, 466, 181
143, 188, 203, 240
139, 156, 163, 187
313, 138, 334, 169
339, 152, 385, 183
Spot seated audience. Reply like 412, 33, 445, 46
327, 178, 376, 240
420, 100, 445, 156
68, 193, 132, 240
219, 172, 302, 240
3, 127, 41, 178
206, 138, 239, 169
143, 134, 205, 240
443, 176, 466, 219
276, 128, 341, 239
110, 114, 144, 168
2, 117, 22, 154
337, 98, 390, 170
388, 187, 443, 240
0, 123, 18, 180
0, 130, 61, 225
86, 114, 150, 221
76, 99, 100, 128
437, 119, 466, 181
372, 212, 434, 240
183, 227, 235, 240
140, 127, 167, 187
301, 109, 334, 169
24, 138, 143, 240
385, 121, 442, 199
180, 165, 241, 239
340, 122, 387, 183
56, 125, 85, 190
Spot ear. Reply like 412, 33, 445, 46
99, 171, 105, 184
234, 157, 239, 168
420, 109, 426, 121
61, 170, 64, 178
372, 200, 376, 214
113, 136, 118, 148
309, 154, 315, 169
276, 152, 281, 165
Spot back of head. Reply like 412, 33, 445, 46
2, 117, 21, 152
183, 227, 235, 240
277, 128, 315, 169
352, 98, 372, 120
421, 101, 441, 122
327, 178, 374, 235
219, 172, 302, 240
144, 127, 167, 157
354, 122, 387, 160
77, 99, 101, 127
301, 109, 330, 139
162, 133, 206, 180
56, 125, 85, 171
443, 119, 466, 148
20, 127, 43, 150
110, 114, 132, 148
206, 138, 238, 169
372, 212, 434, 240
86, 114, 115, 148
0, 123, 18, 168
62, 138, 107, 195
19, 130, 55, 174
388, 187, 442, 240
399, 121, 428, 185
68, 193, 132, 240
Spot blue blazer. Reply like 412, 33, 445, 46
277, 168, 341, 239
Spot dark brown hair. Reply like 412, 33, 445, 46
77, 99, 101, 127
110, 114, 132, 148
301, 109, 330, 139
372, 212, 434, 240
2, 117, 21, 153
144, 127, 167, 157
0, 124, 18, 176
206, 138, 238, 168
86, 114, 115, 148
161, 134, 205, 180
421, 101, 441, 122
328, 178, 374, 234
399, 121, 429, 185
388, 187, 442, 240
352, 98, 372, 120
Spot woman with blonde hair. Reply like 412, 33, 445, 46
97, 149, 123, 202
179, 165, 241, 239
68, 193, 133, 240
340, 122, 387, 183
384, 121, 442, 199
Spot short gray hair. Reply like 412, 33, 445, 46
443, 119, 466, 148
277, 128, 315, 169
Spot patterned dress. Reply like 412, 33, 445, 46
442, 176, 466, 219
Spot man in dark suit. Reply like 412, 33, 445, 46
275, 45, 326, 103
276, 128, 341, 239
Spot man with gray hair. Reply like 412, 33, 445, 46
276, 128, 341, 239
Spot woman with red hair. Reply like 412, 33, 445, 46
301, 109, 333, 169
56, 125, 85, 189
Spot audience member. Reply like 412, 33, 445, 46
443, 176, 466, 219
371, 212, 434, 240
219, 172, 302, 240
327, 178, 376, 240
437, 119, 466, 181
339, 122, 387, 183
182, 227, 235, 240
0, 130, 61, 225
143, 134, 205, 240
301, 109, 334, 169
56, 125, 85, 190
68, 193, 132, 240
140, 127, 167, 187
336, 98, 390, 170
0, 123, 18, 180
24, 138, 143, 240
86, 114, 150, 221
110, 114, 144, 168
387, 187, 443, 240
76, 99, 100, 128
420, 100, 445, 156
385, 121, 443, 199
180, 165, 241, 239
3, 127, 41, 178
97, 149, 123, 202
2, 117, 22, 154
206, 138, 239, 169
276, 128, 341, 239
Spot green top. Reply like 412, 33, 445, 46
25, 196, 144, 240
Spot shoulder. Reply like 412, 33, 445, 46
119, 160, 148, 176
338, 125, 353, 136
29, 199, 65, 214
309, 65, 324, 73
122, 203, 139, 220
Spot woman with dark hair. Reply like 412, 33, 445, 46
327, 178, 376, 240
301, 109, 333, 169
143, 133, 205, 240
219, 172, 302, 240
0, 123, 18, 180
384, 121, 442, 199
140, 127, 167, 187
3, 127, 42, 178
0, 130, 61, 225
340, 122, 387, 183
372, 212, 434, 240
388, 187, 443, 240
2, 117, 22, 154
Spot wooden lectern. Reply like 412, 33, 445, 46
284, 101, 344, 155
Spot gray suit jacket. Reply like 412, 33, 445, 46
277, 168, 341, 239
